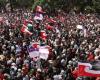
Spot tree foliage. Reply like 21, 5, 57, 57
0, 0, 100, 13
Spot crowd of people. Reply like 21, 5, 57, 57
0, 7, 100, 80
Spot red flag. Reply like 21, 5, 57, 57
45, 23, 53, 30
78, 62, 100, 77
32, 42, 40, 49
40, 30, 47, 40
21, 25, 32, 35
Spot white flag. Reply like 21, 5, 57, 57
39, 46, 49, 60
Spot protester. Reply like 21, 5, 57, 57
0, 7, 100, 80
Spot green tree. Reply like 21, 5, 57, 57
0, 0, 100, 13
92, 0, 100, 13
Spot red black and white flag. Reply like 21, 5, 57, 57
78, 62, 100, 77
21, 24, 33, 35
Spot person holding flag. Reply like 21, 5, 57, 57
40, 30, 47, 41
21, 25, 32, 35
34, 5, 45, 22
